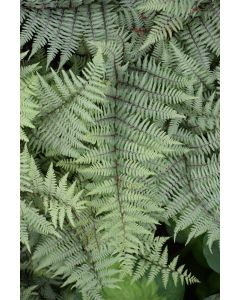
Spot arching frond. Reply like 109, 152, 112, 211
29, 52, 106, 158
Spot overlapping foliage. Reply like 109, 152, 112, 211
20, 0, 220, 299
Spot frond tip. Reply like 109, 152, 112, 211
131, 236, 199, 287
20, 201, 61, 252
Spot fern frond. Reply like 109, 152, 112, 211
131, 235, 199, 286
198, 9, 220, 56
21, 1, 118, 67
29, 54, 106, 158
20, 1, 219, 297
21, 148, 86, 230
141, 13, 183, 49
20, 285, 38, 300
58, 40, 191, 272
156, 152, 219, 248
20, 63, 40, 142
21, 2, 83, 68
131, 55, 193, 89
138, 0, 196, 18
20, 201, 60, 252
170, 40, 214, 87
32, 229, 120, 300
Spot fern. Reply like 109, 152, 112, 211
20, 62, 40, 142
138, 0, 197, 17
20, 285, 38, 300
21, 1, 117, 68
32, 228, 120, 300
154, 78, 220, 249
57, 41, 194, 273
131, 236, 199, 286
20, 201, 61, 252
29, 51, 106, 158
141, 13, 183, 50
21, 146, 86, 232
21, 0, 83, 68
20, 0, 219, 298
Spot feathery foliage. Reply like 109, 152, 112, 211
20, 0, 219, 298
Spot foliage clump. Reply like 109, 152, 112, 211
20, 0, 220, 299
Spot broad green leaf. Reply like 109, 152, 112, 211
191, 236, 209, 268
203, 236, 220, 273
204, 294, 220, 300
156, 274, 185, 300
103, 276, 161, 300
